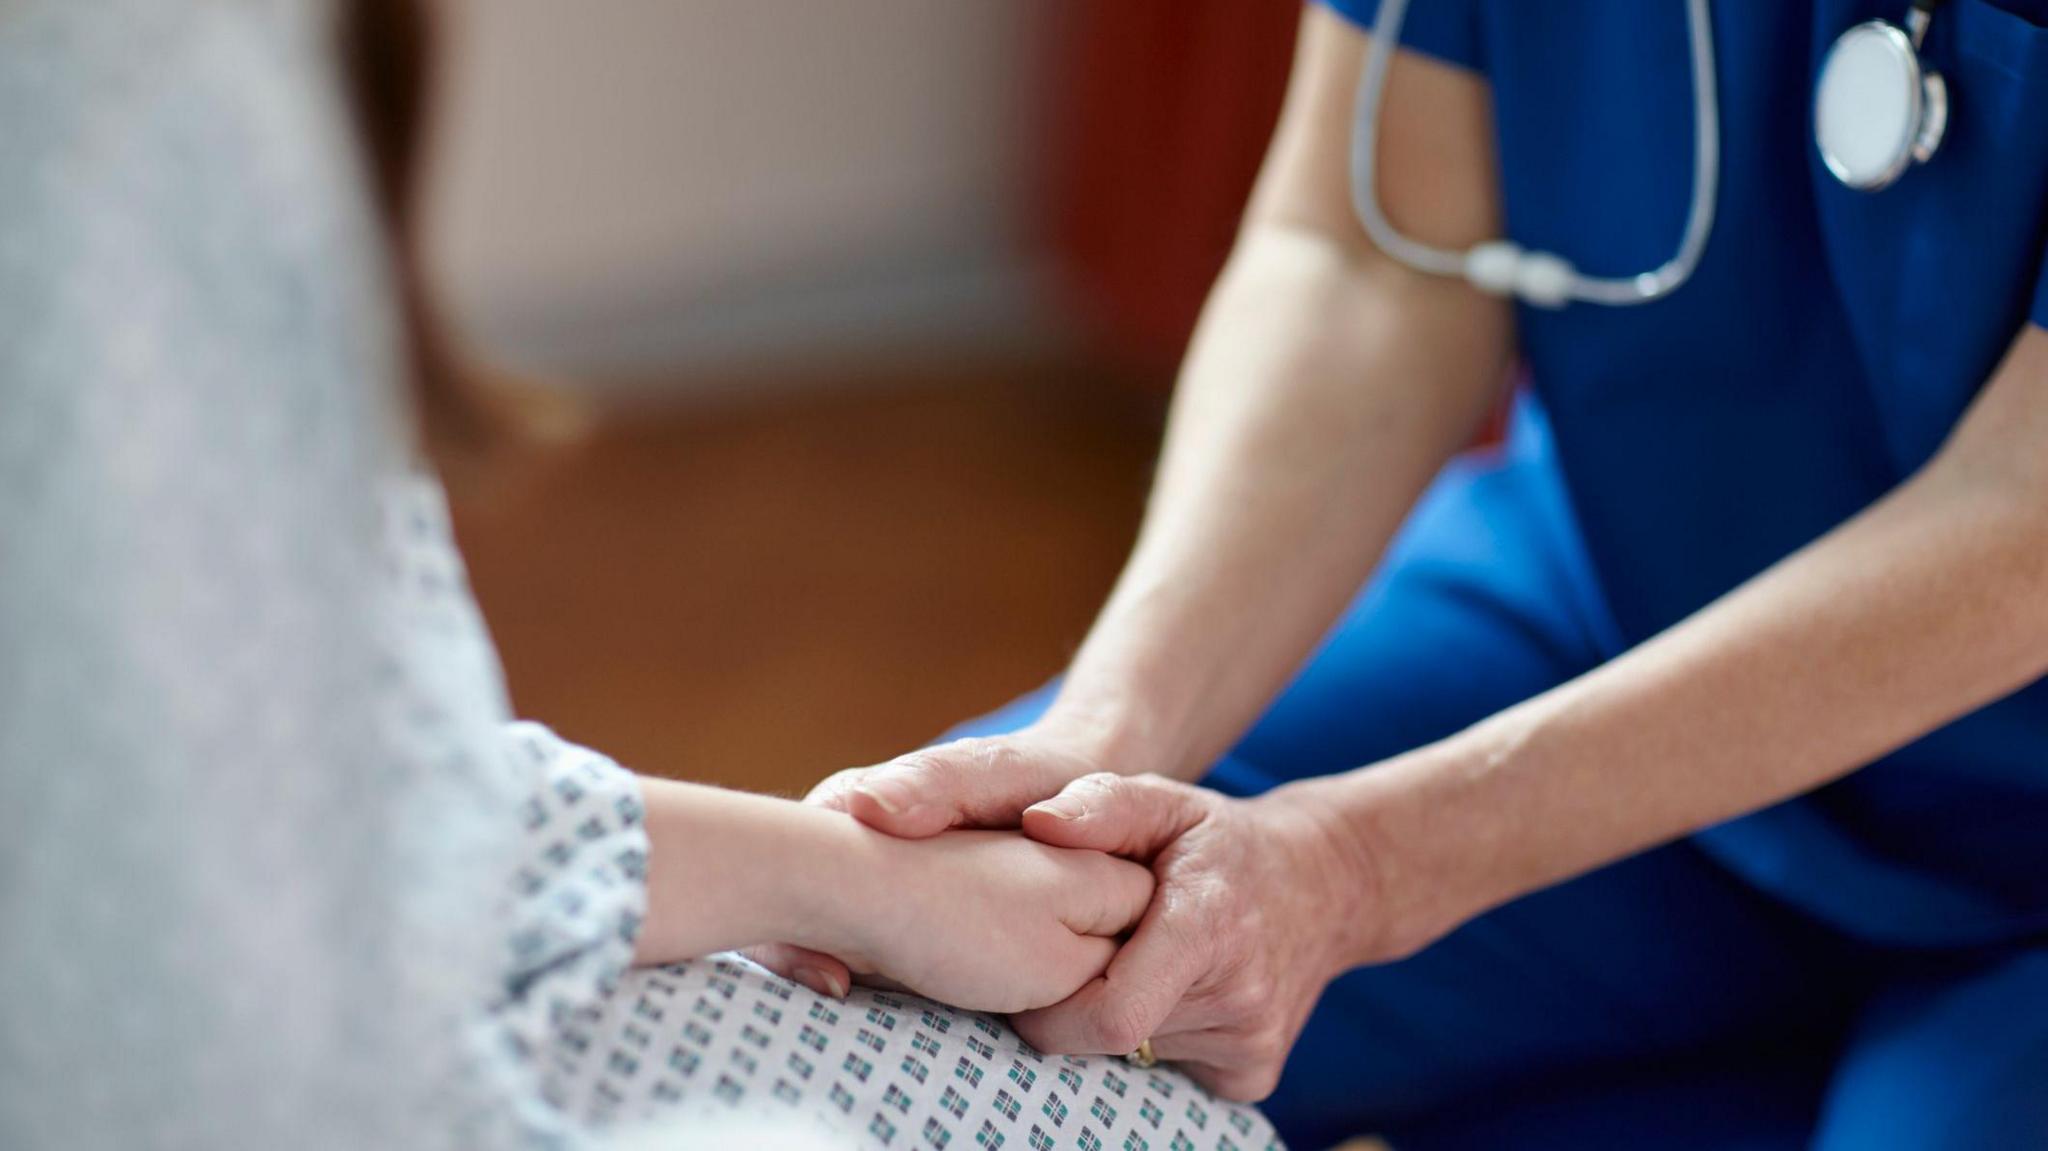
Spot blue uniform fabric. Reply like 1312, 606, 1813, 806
1313, 0, 2048, 947
954, 5, 2048, 1143
950, 406, 2048, 1148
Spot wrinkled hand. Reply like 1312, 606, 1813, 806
809, 723, 1117, 838
1010, 774, 1378, 1102
821, 828, 1156, 1014
750, 721, 1124, 993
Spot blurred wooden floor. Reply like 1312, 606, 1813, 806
442, 360, 1163, 798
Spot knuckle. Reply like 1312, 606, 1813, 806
1071, 770, 1123, 797
1130, 772, 1194, 801
803, 771, 858, 808
1086, 998, 1151, 1054
970, 738, 1026, 778
1115, 854, 1158, 890
887, 748, 954, 785
817, 766, 865, 789
1074, 849, 1131, 885
1216, 972, 1273, 1020
1125, 771, 1174, 796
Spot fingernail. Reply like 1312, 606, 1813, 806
1029, 798, 1086, 821
856, 782, 910, 816
796, 966, 848, 999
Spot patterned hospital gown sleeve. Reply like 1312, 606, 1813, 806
494, 724, 652, 1076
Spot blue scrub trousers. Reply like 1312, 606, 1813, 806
949, 405, 2048, 1150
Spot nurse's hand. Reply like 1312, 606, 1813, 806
807, 722, 1122, 837
1010, 773, 1389, 1103
745, 716, 1138, 993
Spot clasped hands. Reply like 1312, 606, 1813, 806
752, 720, 1388, 1102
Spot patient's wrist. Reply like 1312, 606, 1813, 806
781, 806, 906, 959
632, 777, 920, 968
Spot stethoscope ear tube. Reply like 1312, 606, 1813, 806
1349, 0, 1721, 309
1353, 0, 1949, 308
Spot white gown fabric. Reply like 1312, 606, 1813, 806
0, 3, 1282, 1149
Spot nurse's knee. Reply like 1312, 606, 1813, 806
1810, 956, 2048, 1151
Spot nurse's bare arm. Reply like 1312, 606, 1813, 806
1000, 325, 2048, 1098
1308, 323, 2048, 957
814, 8, 1511, 829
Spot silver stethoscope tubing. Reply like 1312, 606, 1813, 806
1350, 0, 1721, 308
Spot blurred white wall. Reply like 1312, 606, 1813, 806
425, 0, 1052, 384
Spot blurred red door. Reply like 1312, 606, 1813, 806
1043, 0, 1301, 378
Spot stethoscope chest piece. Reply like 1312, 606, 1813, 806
1815, 12, 1948, 192
1352, 0, 1958, 307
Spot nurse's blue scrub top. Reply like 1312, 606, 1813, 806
1326, 0, 2048, 946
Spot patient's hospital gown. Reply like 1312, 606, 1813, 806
0, 3, 1279, 1148
507, 685, 1279, 1151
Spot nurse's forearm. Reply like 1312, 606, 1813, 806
1332, 329, 2048, 958
1044, 227, 1506, 780
1030, 18, 1511, 783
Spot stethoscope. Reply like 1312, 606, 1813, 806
1350, 0, 1952, 308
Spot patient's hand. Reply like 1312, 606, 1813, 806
813, 827, 1154, 1015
